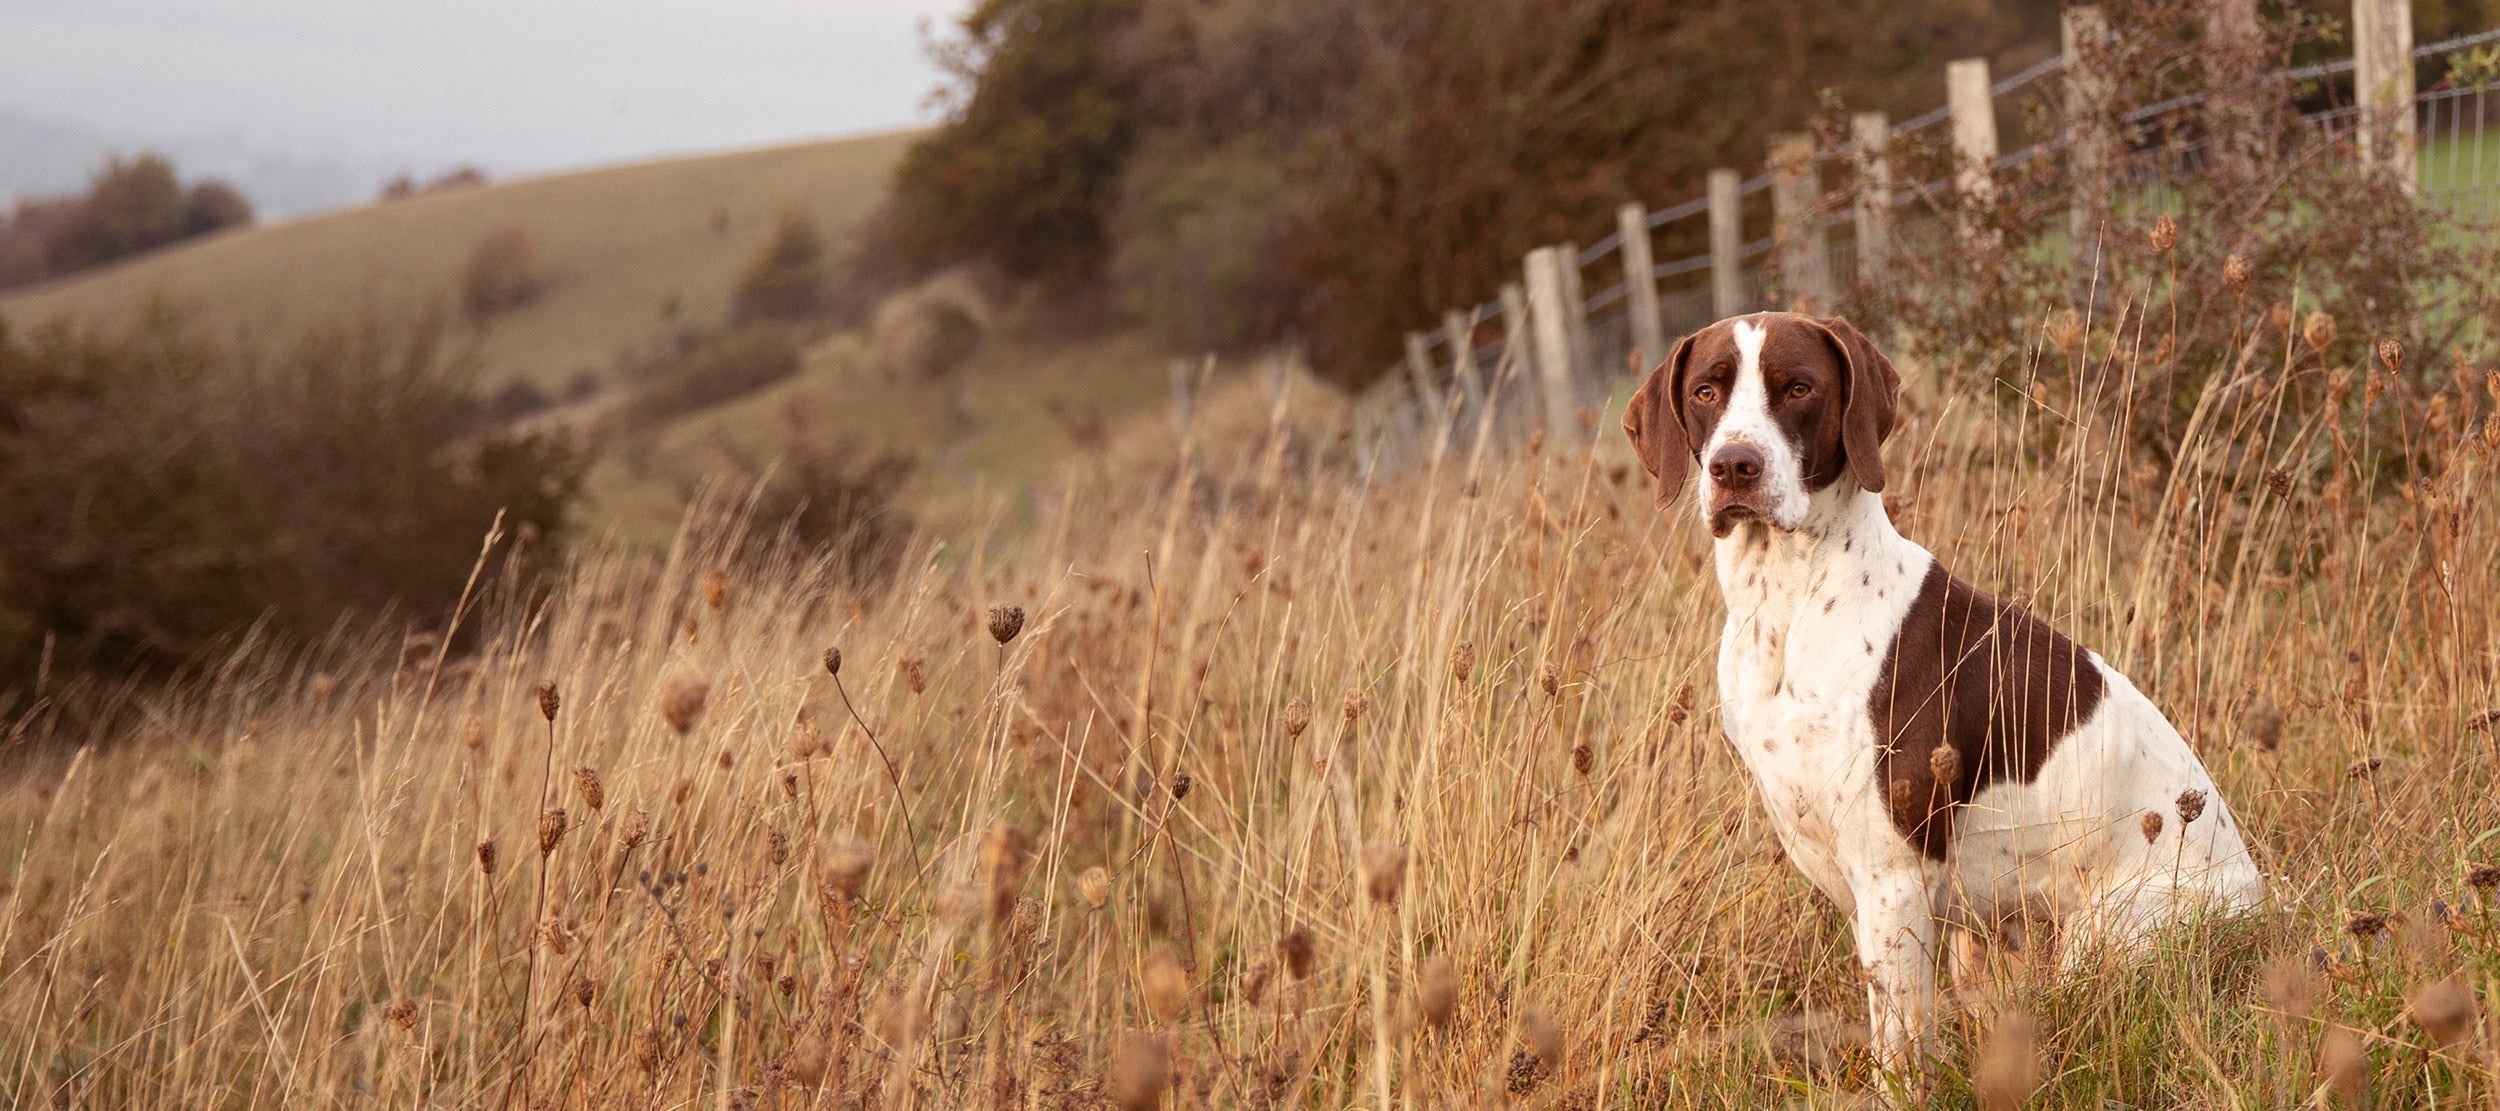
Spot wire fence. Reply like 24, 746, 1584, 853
1355, 18, 2500, 472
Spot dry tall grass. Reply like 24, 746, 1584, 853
2, 286, 2496, 1108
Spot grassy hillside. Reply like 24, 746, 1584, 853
0, 131, 917, 391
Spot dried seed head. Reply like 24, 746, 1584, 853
1280, 928, 1316, 980
1169, 772, 1192, 800
2366, 369, 2389, 405
2378, 338, 2405, 375
1571, 744, 1593, 777
538, 807, 569, 854
1523, 1008, 1563, 1068
572, 974, 595, 1008
2348, 912, 2389, 941
2048, 308, 2085, 356
2140, 810, 2164, 843
701, 568, 729, 610
822, 647, 841, 677
1363, 842, 1408, 904
1142, 945, 1190, 1023
824, 839, 874, 899
1417, 957, 1458, 1029
786, 1036, 830, 1087
386, 998, 420, 1030
902, 657, 925, 693
1282, 698, 1312, 738
2175, 788, 2207, 825
1539, 664, 1560, 698
1974, 1009, 2040, 1111
1078, 865, 1111, 910
2320, 1027, 2367, 1098
1450, 641, 1477, 684
1928, 744, 1961, 786
476, 839, 498, 875
461, 717, 486, 752
2262, 953, 2320, 1020
1890, 778, 1913, 811
2148, 213, 2178, 252
1341, 690, 1369, 723
2410, 975, 2476, 1048
573, 766, 604, 811
766, 827, 790, 868
2244, 702, 2284, 751
1109, 1034, 1171, 1111
1240, 959, 1275, 1006
536, 680, 561, 722
659, 677, 710, 736
2468, 862, 2500, 894
618, 808, 651, 850
671, 776, 694, 805
2303, 310, 2337, 354
2224, 253, 2251, 291
780, 771, 799, 800
2269, 301, 2293, 332
987, 604, 1025, 645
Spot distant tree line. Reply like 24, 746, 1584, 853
0, 154, 253, 291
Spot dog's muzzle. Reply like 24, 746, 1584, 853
1705, 444, 1774, 536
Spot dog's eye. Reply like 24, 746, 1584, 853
1692, 384, 1720, 404
1786, 381, 1813, 400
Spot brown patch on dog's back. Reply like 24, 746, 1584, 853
1870, 563, 2106, 858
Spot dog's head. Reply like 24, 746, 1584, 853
1620, 312, 1899, 536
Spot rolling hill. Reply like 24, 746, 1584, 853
0, 131, 918, 392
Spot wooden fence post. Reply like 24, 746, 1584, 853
1617, 202, 1666, 363
1525, 246, 1579, 445
2205, 0, 2264, 187
2064, 6, 2115, 298
1850, 112, 1892, 287
1947, 57, 1999, 242
1558, 241, 1593, 394
1443, 308, 1486, 412
1708, 168, 1745, 319
1769, 133, 1833, 313
1404, 331, 1439, 422
2354, 0, 2417, 195
1499, 281, 1531, 392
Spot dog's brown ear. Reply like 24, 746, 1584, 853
1816, 316, 1900, 494
1622, 333, 1697, 508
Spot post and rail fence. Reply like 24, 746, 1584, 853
1353, 0, 2500, 472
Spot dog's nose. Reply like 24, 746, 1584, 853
1707, 445, 1766, 490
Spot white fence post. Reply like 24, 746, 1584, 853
1618, 202, 1665, 363
2354, 0, 2417, 194
1443, 309, 1486, 413
1708, 168, 1745, 319
1404, 330, 1439, 420
1850, 111, 1892, 287
1499, 281, 1531, 390
1769, 133, 1832, 312
1558, 241, 1593, 394
1525, 246, 1579, 445
1947, 57, 1999, 242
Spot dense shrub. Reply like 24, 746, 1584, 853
617, 324, 804, 431
0, 154, 253, 290
731, 212, 827, 322
461, 226, 541, 321
888, 0, 1144, 283
0, 310, 587, 690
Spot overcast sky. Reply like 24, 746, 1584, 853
0, 0, 963, 208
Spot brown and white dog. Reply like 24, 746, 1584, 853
1621, 312, 2262, 1069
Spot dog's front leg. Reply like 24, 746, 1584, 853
1846, 863, 1944, 1074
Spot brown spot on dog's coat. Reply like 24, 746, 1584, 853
1870, 563, 2106, 859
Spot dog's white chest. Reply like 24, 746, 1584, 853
1712, 519, 1930, 902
